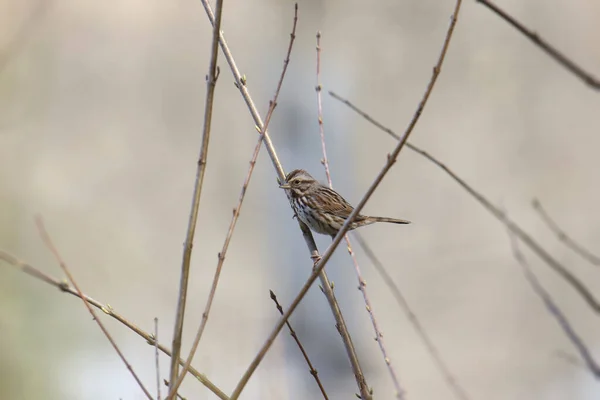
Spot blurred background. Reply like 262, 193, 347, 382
1, 0, 599, 399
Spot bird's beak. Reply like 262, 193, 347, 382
279, 183, 291, 189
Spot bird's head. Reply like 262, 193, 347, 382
279, 169, 318, 197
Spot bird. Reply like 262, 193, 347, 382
279, 169, 410, 238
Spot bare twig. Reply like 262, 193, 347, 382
315, 32, 404, 399
231, 0, 463, 397
168, 0, 224, 393
314, 270, 368, 399
532, 198, 600, 266
0, 249, 229, 400
270, 290, 329, 399
34, 217, 153, 400
164, 380, 187, 400
354, 233, 472, 400
314, 32, 370, 395
506, 226, 600, 378
329, 93, 600, 313
475, 0, 600, 90
199, 1, 371, 397
155, 318, 162, 400
315, 32, 332, 185
167, 4, 299, 396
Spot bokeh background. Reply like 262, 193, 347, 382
1, 0, 599, 399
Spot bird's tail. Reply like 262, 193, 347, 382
365, 216, 411, 225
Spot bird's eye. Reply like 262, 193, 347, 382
293, 179, 300, 185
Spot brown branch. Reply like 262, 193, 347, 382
354, 233, 472, 400
269, 290, 329, 399
506, 226, 600, 378
199, 1, 371, 398
475, 0, 600, 90
155, 318, 162, 400
168, 0, 224, 393
0, 249, 229, 400
313, 269, 369, 399
315, 32, 404, 399
315, 31, 332, 186
328, 92, 600, 314
164, 380, 187, 400
167, 4, 299, 396
34, 217, 154, 400
231, 0, 463, 397
532, 198, 600, 266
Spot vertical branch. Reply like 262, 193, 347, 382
168, 0, 224, 393
315, 32, 404, 399
35, 218, 153, 400
166, 4, 299, 397
315, 270, 370, 398
270, 290, 329, 399
164, 380, 188, 400
354, 233, 472, 400
155, 318, 162, 400
199, 2, 371, 398
347, 243, 403, 397
315, 32, 332, 186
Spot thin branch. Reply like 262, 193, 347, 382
315, 30, 371, 396
475, 0, 600, 90
270, 290, 329, 399
314, 269, 368, 399
167, 4, 299, 396
315, 32, 404, 399
506, 226, 600, 378
230, 0, 463, 397
34, 217, 154, 400
345, 241, 402, 396
199, 1, 371, 397
0, 249, 229, 400
354, 233, 472, 400
315, 32, 332, 186
155, 318, 162, 400
328, 92, 600, 314
168, 0, 224, 393
164, 380, 187, 400
532, 198, 600, 266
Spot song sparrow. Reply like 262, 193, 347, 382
279, 169, 410, 238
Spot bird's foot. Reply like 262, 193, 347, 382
311, 254, 322, 271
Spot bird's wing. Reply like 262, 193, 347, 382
318, 186, 355, 219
